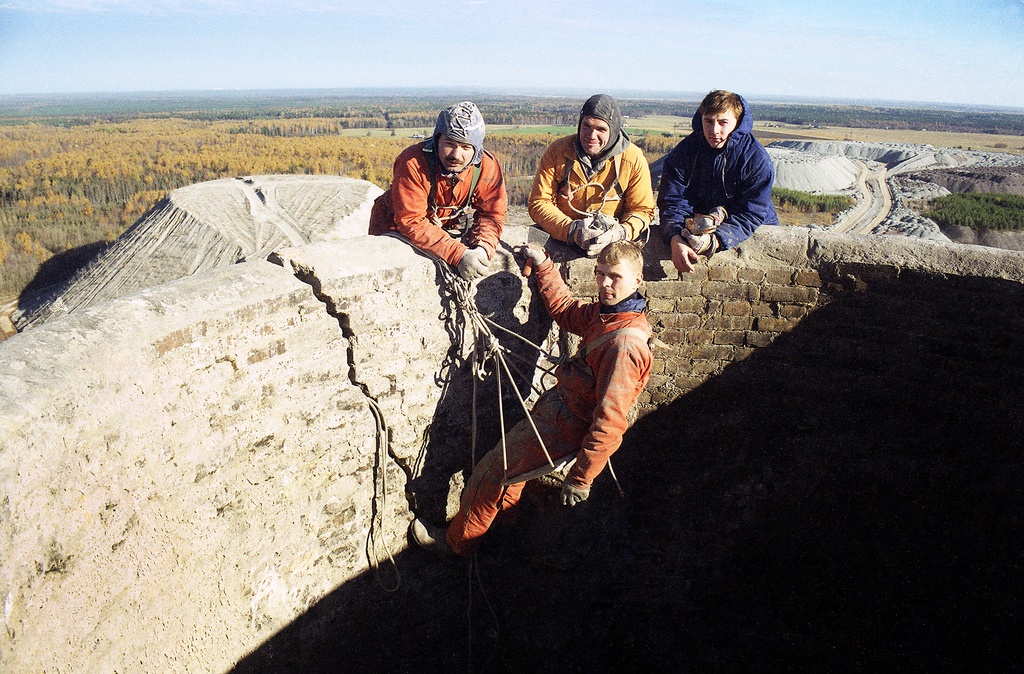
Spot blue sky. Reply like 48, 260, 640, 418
1, 0, 1023, 108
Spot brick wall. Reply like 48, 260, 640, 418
559, 227, 1024, 415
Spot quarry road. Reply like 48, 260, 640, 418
832, 161, 893, 235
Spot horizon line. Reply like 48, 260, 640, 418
2, 87, 1024, 115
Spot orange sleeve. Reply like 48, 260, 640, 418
533, 258, 597, 337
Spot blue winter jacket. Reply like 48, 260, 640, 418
657, 95, 778, 250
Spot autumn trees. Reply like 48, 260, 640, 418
0, 118, 412, 296
0, 96, 691, 300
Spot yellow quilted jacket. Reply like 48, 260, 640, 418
528, 135, 655, 243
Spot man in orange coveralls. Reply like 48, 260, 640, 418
369, 101, 506, 282
410, 240, 653, 557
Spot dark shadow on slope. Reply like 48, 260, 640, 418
17, 240, 109, 308
233, 272, 1024, 674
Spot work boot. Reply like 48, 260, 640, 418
409, 518, 455, 557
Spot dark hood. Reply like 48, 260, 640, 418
575, 93, 631, 172
690, 94, 754, 150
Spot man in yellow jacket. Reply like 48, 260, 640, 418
528, 94, 655, 256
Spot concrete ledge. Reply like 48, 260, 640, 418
3, 220, 1024, 672
0, 260, 396, 674
732, 225, 1024, 281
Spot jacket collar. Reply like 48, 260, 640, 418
600, 291, 646, 314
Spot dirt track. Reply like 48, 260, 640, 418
832, 161, 893, 234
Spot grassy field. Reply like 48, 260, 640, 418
326, 118, 1024, 156
626, 115, 1024, 155
338, 125, 578, 138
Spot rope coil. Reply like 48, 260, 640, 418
433, 258, 560, 482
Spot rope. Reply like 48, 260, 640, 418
365, 397, 401, 592
564, 178, 619, 218
431, 258, 555, 484
469, 553, 500, 673
481, 314, 561, 363
432, 256, 564, 673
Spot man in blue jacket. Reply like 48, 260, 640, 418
658, 90, 778, 273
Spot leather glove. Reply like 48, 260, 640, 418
519, 244, 548, 276
686, 206, 728, 235
560, 482, 590, 507
681, 231, 719, 256
567, 215, 598, 249
582, 222, 626, 257
456, 246, 490, 282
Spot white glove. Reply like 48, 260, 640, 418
456, 246, 490, 282
569, 213, 625, 257
519, 244, 548, 276
560, 482, 590, 507
568, 215, 598, 249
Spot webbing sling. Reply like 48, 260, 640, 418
557, 154, 626, 204
575, 326, 651, 368
498, 326, 650, 486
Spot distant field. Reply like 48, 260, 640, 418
753, 121, 1024, 155
626, 115, 1024, 155
627, 115, 695, 135
491, 125, 575, 136
339, 125, 577, 138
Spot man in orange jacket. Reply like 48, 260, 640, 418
410, 240, 653, 557
369, 101, 506, 281
528, 94, 655, 257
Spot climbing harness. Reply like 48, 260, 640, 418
558, 155, 626, 218
425, 151, 484, 236
367, 149, 484, 238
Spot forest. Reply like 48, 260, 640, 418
772, 188, 853, 213
3, 92, 1018, 300
5, 92, 1023, 134
923, 193, 1024, 231
0, 108, 676, 298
